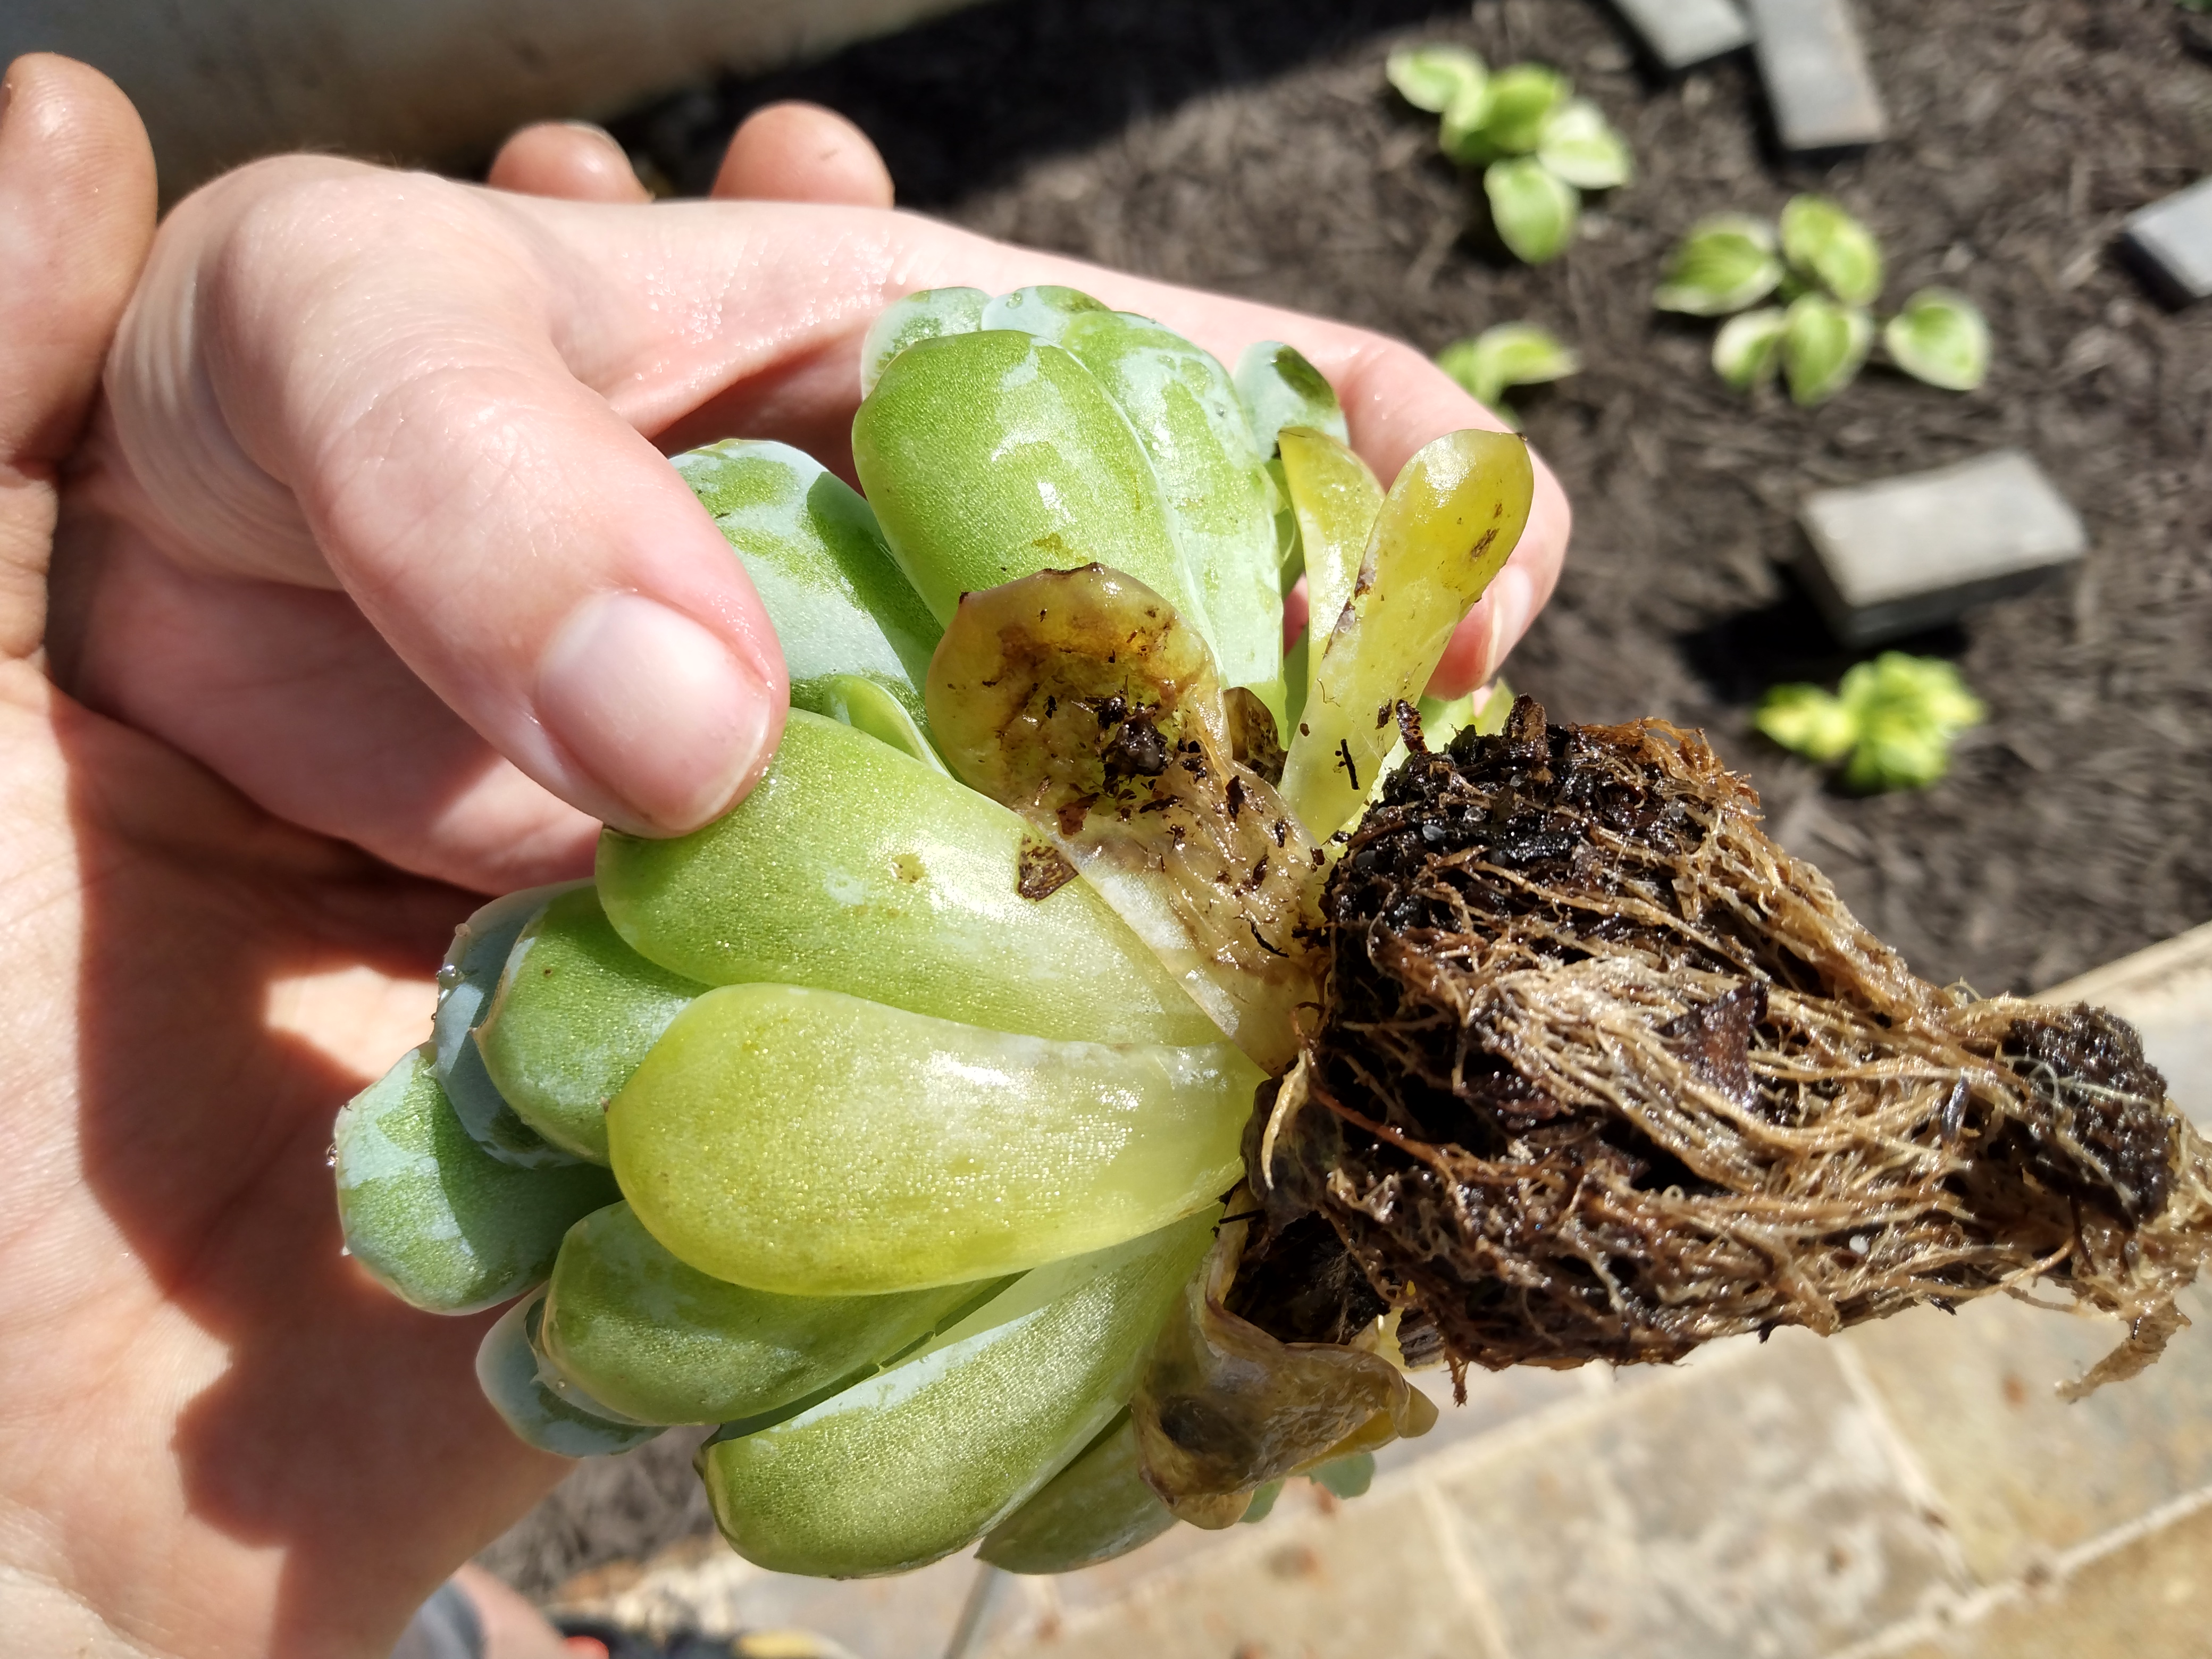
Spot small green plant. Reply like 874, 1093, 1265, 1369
1435, 324, 1580, 424
1388, 44, 1632, 264
1755, 653, 1986, 791
1656, 196, 1991, 406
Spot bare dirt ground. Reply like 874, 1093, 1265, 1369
489, 0, 2212, 1597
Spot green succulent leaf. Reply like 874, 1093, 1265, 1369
1754, 684, 1859, 763
1485, 157, 1580, 264
1435, 323, 1580, 416
1477, 64, 1571, 156
1386, 44, 1487, 115
1712, 307, 1790, 391
1883, 288, 1991, 392
1781, 295, 1874, 407
1654, 215, 1784, 316
1536, 98, 1633, 191
1779, 194, 1885, 307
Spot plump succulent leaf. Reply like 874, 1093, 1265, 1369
859, 287, 987, 396
978, 282, 1111, 345
431, 884, 588, 1169
695, 1214, 1217, 1576
475, 886, 703, 1164
1654, 214, 1784, 316
1236, 340, 1350, 456
1061, 310, 1287, 727
1237, 341, 1351, 590
607, 983, 1257, 1294
1883, 288, 1991, 392
1781, 294, 1875, 407
1435, 323, 1580, 416
978, 1413, 1176, 1573
599, 714, 1215, 1045
676, 439, 942, 727
1280, 429, 1536, 841
1485, 156, 1580, 264
1536, 97, 1633, 190
1279, 428, 1385, 693
1779, 194, 1885, 307
851, 327, 1216, 659
540, 1202, 992, 1426
1385, 43, 1487, 115
1712, 306, 1791, 391
333, 1048, 617, 1315
476, 1289, 665, 1457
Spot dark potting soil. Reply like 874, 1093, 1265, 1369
488, 0, 2212, 1597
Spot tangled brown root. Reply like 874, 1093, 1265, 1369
1249, 697, 2212, 1395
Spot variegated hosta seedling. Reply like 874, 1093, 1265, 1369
1756, 652, 1986, 792
1386, 43, 1633, 264
1656, 195, 1992, 406
332, 285, 1533, 1579
1436, 323, 1580, 428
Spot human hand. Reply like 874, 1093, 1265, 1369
52, 98, 1569, 899
2, 65, 1569, 1659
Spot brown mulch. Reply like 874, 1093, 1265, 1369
622, 0, 2212, 999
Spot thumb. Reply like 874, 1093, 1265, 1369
0, 54, 156, 663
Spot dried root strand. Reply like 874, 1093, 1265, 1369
1251, 696, 2212, 1390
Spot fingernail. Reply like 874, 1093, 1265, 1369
537, 592, 775, 833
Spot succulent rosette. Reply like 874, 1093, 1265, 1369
334, 284, 1535, 1577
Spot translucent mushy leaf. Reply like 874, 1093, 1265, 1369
1260, 696, 2212, 1389
1128, 1199, 1436, 1524
925, 564, 1322, 1071
1279, 429, 1536, 843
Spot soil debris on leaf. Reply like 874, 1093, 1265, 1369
1250, 696, 2212, 1390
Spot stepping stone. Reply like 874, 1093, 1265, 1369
1745, 0, 1889, 152
2123, 178, 2212, 305
1609, 0, 1753, 71
1796, 450, 2087, 647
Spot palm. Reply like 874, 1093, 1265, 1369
0, 665, 567, 1656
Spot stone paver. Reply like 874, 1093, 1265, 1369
1881, 1496, 2212, 1659
1006, 1485, 1500, 1659
1796, 450, 2088, 646
1745, 0, 1888, 152
2123, 177, 2212, 306
1436, 1331, 1961, 1659
1609, 0, 1753, 72
1842, 1286, 2212, 1586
